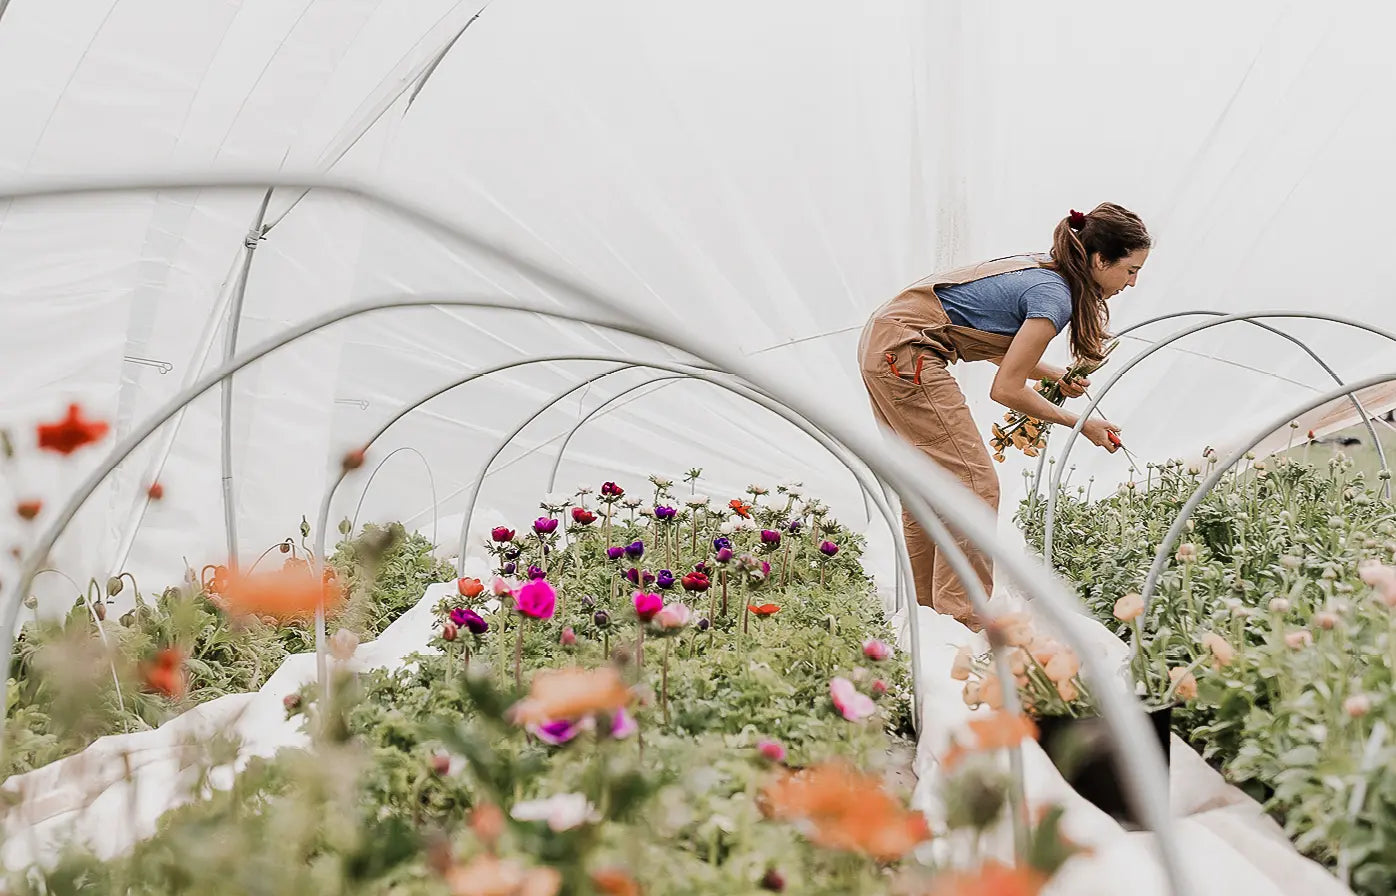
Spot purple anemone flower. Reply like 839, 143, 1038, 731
656, 570, 676, 590
606, 545, 625, 561
625, 540, 645, 559
820, 540, 839, 557
532, 718, 587, 746
527, 564, 546, 580
713, 536, 732, 552
654, 505, 678, 521
450, 607, 489, 635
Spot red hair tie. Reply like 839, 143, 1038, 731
1067, 209, 1088, 230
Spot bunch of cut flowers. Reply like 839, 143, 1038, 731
990, 339, 1119, 462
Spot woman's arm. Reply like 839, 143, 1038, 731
988, 320, 1076, 425
989, 320, 1120, 449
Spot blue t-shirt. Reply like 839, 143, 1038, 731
935, 262, 1072, 336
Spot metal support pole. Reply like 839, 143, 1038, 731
218, 188, 273, 571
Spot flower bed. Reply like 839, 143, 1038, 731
3, 521, 452, 778
8, 476, 1080, 895
1017, 450, 1396, 894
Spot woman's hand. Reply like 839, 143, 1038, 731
1058, 375, 1088, 399
1082, 417, 1122, 452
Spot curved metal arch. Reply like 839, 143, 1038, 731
541, 372, 875, 529
1043, 310, 1396, 564
1027, 309, 1396, 503
0, 175, 1185, 888
348, 446, 440, 550
1137, 371, 1396, 615
303, 353, 912, 721
1114, 312, 1389, 485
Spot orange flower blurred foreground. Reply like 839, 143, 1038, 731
510, 666, 634, 726
761, 762, 930, 861
943, 711, 1038, 771
141, 648, 188, 699
218, 566, 344, 621
590, 869, 642, 896
36, 403, 110, 455
443, 855, 560, 896
922, 862, 1046, 896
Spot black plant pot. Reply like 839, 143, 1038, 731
1035, 705, 1172, 830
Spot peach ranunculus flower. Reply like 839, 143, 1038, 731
1360, 560, 1396, 607
985, 612, 1033, 648
1200, 632, 1235, 668
443, 855, 560, 896
509, 666, 633, 726
1042, 650, 1080, 684
760, 762, 931, 861
1168, 667, 1198, 700
1112, 593, 1145, 622
1285, 629, 1314, 650
950, 646, 974, 681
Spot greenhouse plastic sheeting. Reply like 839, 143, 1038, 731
5, 1, 1396, 599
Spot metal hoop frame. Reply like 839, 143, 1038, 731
347, 446, 440, 549
541, 373, 875, 529
1043, 311, 1396, 564
1137, 371, 1396, 613
0, 173, 1188, 891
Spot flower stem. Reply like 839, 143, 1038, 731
513, 617, 525, 689
662, 639, 671, 726
721, 570, 729, 617
780, 542, 790, 588
637, 623, 645, 672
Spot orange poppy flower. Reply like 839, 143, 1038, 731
141, 648, 188, 699
590, 869, 642, 896
923, 862, 1046, 896
510, 666, 634, 726
219, 566, 344, 621
748, 603, 780, 617
36, 404, 110, 455
458, 577, 485, 598
761, 762, 930, 861
15, 500, 41, 521
729, 499, 752, 518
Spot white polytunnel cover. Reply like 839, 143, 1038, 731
3, 0, 1396, 598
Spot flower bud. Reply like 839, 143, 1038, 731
1268, 598, 1291, 614
1345, 694, 1372, 718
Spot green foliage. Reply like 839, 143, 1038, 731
1020, 452, 1396, 894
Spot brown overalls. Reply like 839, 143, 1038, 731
857, 255, 1049, 629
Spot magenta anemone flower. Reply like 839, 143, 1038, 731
606, 545, 626, 561
633, 591, 663, 622
491, 526, 516, 542
654, 505, 677, 521
533, 517, 559, 535
515, 579, 557, 620
820, 540, 839, 557
681, 571, 711, 593
760, 529, 781, 546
